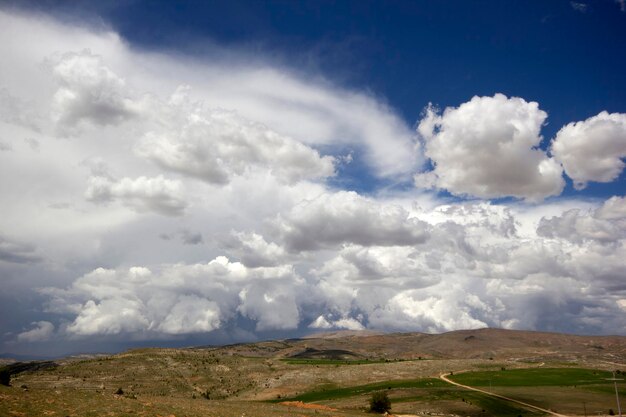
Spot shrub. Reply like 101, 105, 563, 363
0, 369, 10, 386
115, 387, 124, 395
369, 391, 391, 413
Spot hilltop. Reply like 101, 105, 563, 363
213, 327, 626, 362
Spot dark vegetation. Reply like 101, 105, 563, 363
0, 368, 10, 386
0, 361, 58, 386
369, 391, 391, 413
290, 348, 363, 360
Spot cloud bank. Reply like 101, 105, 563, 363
0, 9, 625, 354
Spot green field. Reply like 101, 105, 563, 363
274, 377, 448, 402
276, 377, 541, 417
448, 367, 622, 416
450, 367, 614, 387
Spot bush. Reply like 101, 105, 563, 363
0, 369, 10, 386
115, 387, 124, 395
369, 391, 391, 413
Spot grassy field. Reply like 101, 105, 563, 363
450, 367, 615, 387
277, 377, 542, 417
273, 377, 448, 402
448, 368, 622, 416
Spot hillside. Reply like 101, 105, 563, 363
216, 328, 626, 362
1, 328, 625, 417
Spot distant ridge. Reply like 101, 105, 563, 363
213, 327, 626, 362
302, 329, 386, 339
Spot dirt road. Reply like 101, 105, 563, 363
439, 372, 571, 417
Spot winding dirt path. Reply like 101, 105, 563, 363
439, 372, 571, 417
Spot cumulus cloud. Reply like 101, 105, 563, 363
314, 245, 440, 288
309, 315, 365, 331
49, 50, 137, 130
68, 298, 150, 336
273, 191, 430, 251
44, 257, 304, 336
238, 284, 300, 331
222, 231, 288, 267
415, 94, 564, 201
552, 111, 626, 189
596, 195, 626, 220
30, 194, 626, 338
371, 290, 489, 333
17, 321, 55, 342
538, 195, 626, 243
158, 295, 220, 334
306, 197, 626, 334
137, 96, 336, 185
85, 175, 187, 216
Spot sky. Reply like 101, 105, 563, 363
0, 0, 625, 357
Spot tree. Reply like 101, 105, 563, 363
0, 368, 10, 386
369, 391, 391, 413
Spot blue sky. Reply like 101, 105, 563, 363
0, 1, 625, 357
15, 0, 626, 195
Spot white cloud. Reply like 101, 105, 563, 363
67, 298, 150, 336
552, 111, 626, 189
49, 50, 138, 130
45, 257, 304, 337
596, 195, 626, 220
308, 315, 365, 331
222, 231, 288, 267
537, 195, 626, 244
136, 96, 336, 185
273, 191, 430, 251
17, 321, 54, 342
238, 284, 300, 331
158, 295, 220, 334
314, 245, 440, 288
85, 175, 187, 216
415, 94, 565, 201
371, 290, 489, 333
31, 195, 626, 338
